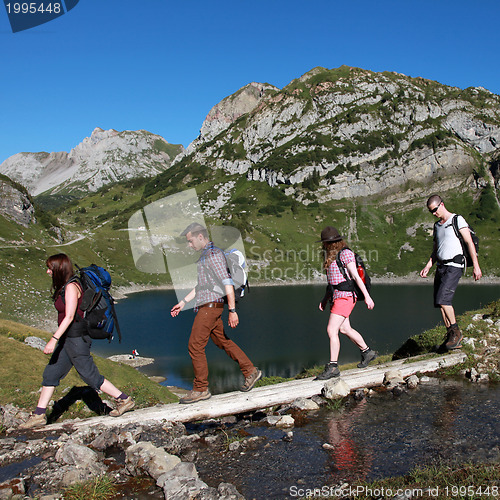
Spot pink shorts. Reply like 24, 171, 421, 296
330, 295, 356, 317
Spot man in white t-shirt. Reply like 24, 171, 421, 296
420, 194, 482, 350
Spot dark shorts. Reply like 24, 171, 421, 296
434, 265, 463, 307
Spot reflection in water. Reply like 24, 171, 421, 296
432, 386, 462, 443
325, 400, 374, 481
194, 379, 500, 499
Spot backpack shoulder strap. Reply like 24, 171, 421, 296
61, 276, 82, 301
451, 214, 460, 238
335, 248, 350, 281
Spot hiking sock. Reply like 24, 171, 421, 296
117, 393, 129, 400
34, 407, 46, 415
361, 347, 370, 353
328, 361, 338, 367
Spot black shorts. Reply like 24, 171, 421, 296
434, 265, 463, 307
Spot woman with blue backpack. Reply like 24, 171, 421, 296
316, 227, 378, 380
19, 253, 134, 429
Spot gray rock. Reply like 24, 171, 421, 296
352, 388, 367, 400
291, 397, 320, 411
126, 441, 180, 480
463, 337, 476, 349
217, 482, 245, 499
55, 441, 104, 475
0, 477, 25, 498
264, 415, 281, 426
310, 394, 326, 406
228, 441, 241, 451
162, 477, 215, 500
24, 336, 47, 351
406, 375, 419, 389
1, 404, 28, 430
264, 414, 295, 427
156, 461, 198, 488
384, 369, 405, 387
60, 467, 98, 487
0, 180, 35, 227
322, 378, 351, 399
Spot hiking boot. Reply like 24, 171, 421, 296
109, 396, 135, 417
240, 368, 262, 392
179, 390, 212, 404
18, 412, 47, 429
314, 362, 340, 380
445, 325, 463, 350
357, 349, 378, 368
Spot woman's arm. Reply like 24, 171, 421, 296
44, 282, 81, 355
346, 261, 374, 310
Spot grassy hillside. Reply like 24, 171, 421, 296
0, 168, 499, 326
0, 318, 177, 420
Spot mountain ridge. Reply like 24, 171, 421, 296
169, 66, 500, 206
0, 127, 184, 197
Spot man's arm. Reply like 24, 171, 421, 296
420, 240, 437, 278
171, 287, 196, 317
460, 227, 482, 281
225, 284, 239, 328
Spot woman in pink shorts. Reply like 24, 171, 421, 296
316, 226, 377, 380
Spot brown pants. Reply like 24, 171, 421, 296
188, 307, 255, 391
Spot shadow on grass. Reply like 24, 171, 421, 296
48, 386, 112, 424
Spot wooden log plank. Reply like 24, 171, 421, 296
38, 352, 466, 433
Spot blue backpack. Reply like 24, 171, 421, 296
71, 264, 122, 342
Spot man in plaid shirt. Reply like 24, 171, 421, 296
171, 223, 261, 404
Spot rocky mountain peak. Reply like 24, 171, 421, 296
0, 129, 184, 197
185, 82, 279, 156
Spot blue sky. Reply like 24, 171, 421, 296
1, 0, 499, 164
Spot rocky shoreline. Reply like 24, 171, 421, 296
114, 274, 500, 299
1, 309, 499, 499
0, 361, 495, 499
0, 371, 430, 499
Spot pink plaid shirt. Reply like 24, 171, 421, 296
327, 248, 356, 300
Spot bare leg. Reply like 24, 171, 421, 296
339, 316, 369, 351
99, 379, 122, 399
326, 313, 347, 362
440, 305, 456, 328
36, 386, 56, 409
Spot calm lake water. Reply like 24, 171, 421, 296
92, 284, 500, 393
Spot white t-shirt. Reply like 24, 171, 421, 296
435, 214, 468, 268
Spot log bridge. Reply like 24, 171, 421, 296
40, 352, 466, 433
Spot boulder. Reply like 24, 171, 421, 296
406, 375, 419, 389
125, 441, 180, 480
55, 441, 103, 474
24, 336, 46, 351
384, 370, 405, 387
321, 378, 351, 399
291, 397, 320, 411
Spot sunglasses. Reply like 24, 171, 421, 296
429, 202, 442, 214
